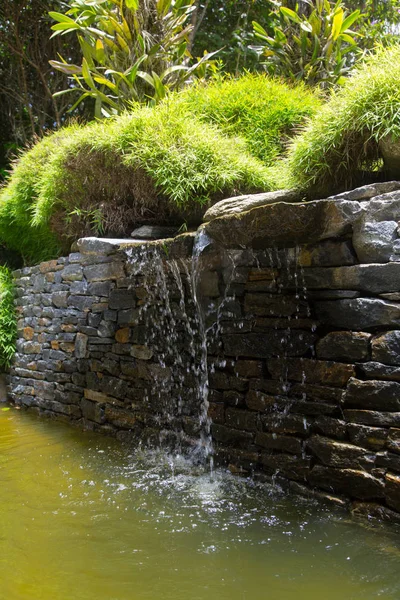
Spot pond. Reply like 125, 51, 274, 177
1, 408, 400, 600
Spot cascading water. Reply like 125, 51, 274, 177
124, 236, 214, 465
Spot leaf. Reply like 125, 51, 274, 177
49, 60, 82, 75
332, 8, 344, 41
125, 0, 139, 10
341, 10, 361, 33
82, 58, 96, 90
49, 11, 78, 24
280, 7, 302, 24
1, 407, 10, 412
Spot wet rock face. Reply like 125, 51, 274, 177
10, 181, 400, 522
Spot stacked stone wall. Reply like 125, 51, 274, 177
9, 182, 400, 521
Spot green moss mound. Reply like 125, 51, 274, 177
286, 45, 400, 197
1, 105, 271, 263
173, 73, 321, 166
0, 74, 320, 265
0, 267, 16, 369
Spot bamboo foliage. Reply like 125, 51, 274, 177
49, 0, 218, 116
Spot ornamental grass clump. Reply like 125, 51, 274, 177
0, 102, 271, 264
0, 267, 17, 369
172, 73, 321, 166
286, 45, 400, 197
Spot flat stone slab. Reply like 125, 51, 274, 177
203, 189, 300, 222
203, 199, 363, 248
327, 181, 400, 202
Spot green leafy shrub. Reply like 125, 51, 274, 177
171, 73, 321, 165
252, 1, 362, 90
0, 102, 271, 264
0, 267, 16, 369
285, 45, 400, 196
50, 0, 218, 117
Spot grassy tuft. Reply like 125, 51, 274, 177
0, 267, 17, 369
172, 73, 321, 167
0, 74, 320, 264
285, 45, 400, 197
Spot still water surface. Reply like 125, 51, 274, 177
1, 408, 400, 600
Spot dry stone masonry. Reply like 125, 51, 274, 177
9, 181, 400, 522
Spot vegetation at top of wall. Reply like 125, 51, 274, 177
0, 266, 16, 369
171, 73, 321, 166
0, 99, 272, 264
285, 44, 400, 197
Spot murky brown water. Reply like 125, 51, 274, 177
1, 407, 400, 600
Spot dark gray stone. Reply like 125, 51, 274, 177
52, 291, 69, 308
84, 262, 125, 282
344, 378, 400, 411
371, 331, 400, 365
316, 331, 371, 362
298, 240, 357, 268
327, 181, 400, 202
75, 333, 88, 359
203, 199, 363, 249
356, 361, 400, 382
225, 408, 259, 432
315, 298, 400, 330
67, 295, 96, 311
61, 264, 83, 282
109, 289, 136, 310
223, 331, 316, 358
301, 263, 400, 293
130, 225, 178, 240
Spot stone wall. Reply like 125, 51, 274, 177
9, 182, 400, 521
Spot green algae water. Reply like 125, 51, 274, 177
1, 409, 400, 600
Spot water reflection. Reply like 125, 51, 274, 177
1, 408, 400, 600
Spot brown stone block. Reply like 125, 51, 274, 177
234, 359, 264, 378
39, 259, 58, 274
246, 390, 276, 412
316, 331, 371, 362
268, 357, 355, 387
308, 465, 384, 500
344, 409, 400, 428
248, 268, 278, 281
262, 414, 311, 436
311, 417, 347, 440
385, 472, 400, 512
306, 435, 372, 469
289, 383, 343, 404
225, 407, 259, 432
115, 328, 130, 344
207, 402, 225, 425
260, 453, 311, 481
23, 327, 34, 341
84, 388, 124, 406
256, 432, 303, 454
387, 428, 400, 454
350, 501, 400, 523
211, 423, 254, 447
347, 423, 388, 451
